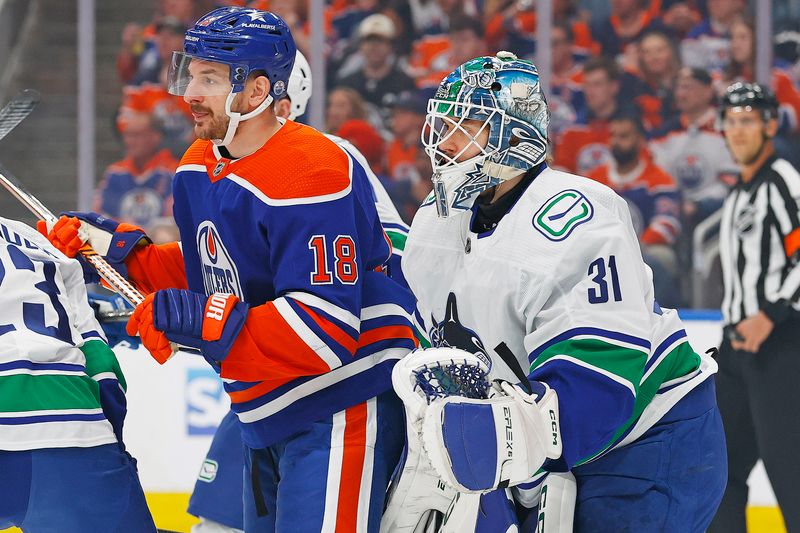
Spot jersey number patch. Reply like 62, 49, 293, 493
588, 255, 622, 304
308, 235, 358, 285
0, 247, 74, 344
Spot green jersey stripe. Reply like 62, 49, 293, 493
0, 373, 101, 413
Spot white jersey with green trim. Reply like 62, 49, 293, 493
327, 134, 410, 280
403, 166, 717, 472
0, 217, 117, 450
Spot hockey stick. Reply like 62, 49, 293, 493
0, 89, 40, 142
0, 162, 190, 355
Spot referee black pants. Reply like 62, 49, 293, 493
709, 320, 800, 533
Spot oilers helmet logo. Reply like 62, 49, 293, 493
197, 221, 242, 297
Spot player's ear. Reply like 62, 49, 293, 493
248, 75, 271, 109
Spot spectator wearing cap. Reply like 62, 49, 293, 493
131, 16, 187, 86
94, 111, 177, 228
682, 0, 746, 72
338, 14, 416, 127
386, 91, 427, 183
588, 112, 683, 307
650, 67, 737, 225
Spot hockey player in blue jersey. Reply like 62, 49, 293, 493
40, 7, 417, 533
186, 49, 413, 533
384, 52, 728, 532
0, 217, 155, 533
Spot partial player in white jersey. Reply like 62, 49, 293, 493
187, 50, 411, 533
0, 217, 155, 532
385, 53, 727, 532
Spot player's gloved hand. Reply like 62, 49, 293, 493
421, 379, 563, 493
38, 211, 150, 262
126, 289, 248, 364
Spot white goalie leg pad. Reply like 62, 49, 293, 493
380, 422, 458, 533
422, 381, 562, 493
535, 472, 576, 533
382, 348, 490, 533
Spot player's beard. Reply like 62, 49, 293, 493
191, 105, 230, 141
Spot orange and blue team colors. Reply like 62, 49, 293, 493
115, 120, 418, 450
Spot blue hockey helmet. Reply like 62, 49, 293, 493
167, 7, 297, 146
175, 7, 295, 99
422, 51, 550, 217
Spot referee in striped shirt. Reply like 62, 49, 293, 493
710, 82, 800, 532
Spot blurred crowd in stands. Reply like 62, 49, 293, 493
99, 0, 800, 308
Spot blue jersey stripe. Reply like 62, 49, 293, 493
0, 412, 106, 425
0, 360, 86, 373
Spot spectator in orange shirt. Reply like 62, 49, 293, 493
554, 57, 632, 174
591, 0, 668, 69
484, 0, 598, 62
413, 15, 487, 89
94, 112, 178, 228
625, 30, 681, 131
589, 112, 683, 306
386, 91, 427, 183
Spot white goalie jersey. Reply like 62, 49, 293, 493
403, 166, 717, 476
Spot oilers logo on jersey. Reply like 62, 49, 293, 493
197, 221, 242, 297
429, 292, 492, 371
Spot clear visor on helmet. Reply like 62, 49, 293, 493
421, 99, 501, 172
167, 51, 233, 97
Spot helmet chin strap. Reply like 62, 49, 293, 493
213, 90, 275, 147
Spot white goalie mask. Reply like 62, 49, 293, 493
421, 52, 550, 218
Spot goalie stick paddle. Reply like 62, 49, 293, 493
0, 162, 193, 356
0, 89, 40, 142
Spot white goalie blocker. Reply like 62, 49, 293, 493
382, 347, 575, 533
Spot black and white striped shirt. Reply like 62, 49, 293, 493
720, 155, 800, 326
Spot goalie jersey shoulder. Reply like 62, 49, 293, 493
177, 121, 355, 207
411, 167, 632, 272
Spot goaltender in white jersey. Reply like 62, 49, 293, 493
385, 53, 727, 532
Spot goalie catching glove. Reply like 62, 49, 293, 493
422, 378, 563, 494
126, 289, 248, 364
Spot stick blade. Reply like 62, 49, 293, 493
0, 89, 41, 139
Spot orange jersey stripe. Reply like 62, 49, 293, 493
220, 302, 332, 382
335, 402, 369, 533
357, 325, 419, 349
295, 300, 359, 356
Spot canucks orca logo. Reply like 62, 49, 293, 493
430, 293, 492, 371
197, 221, 242, 297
